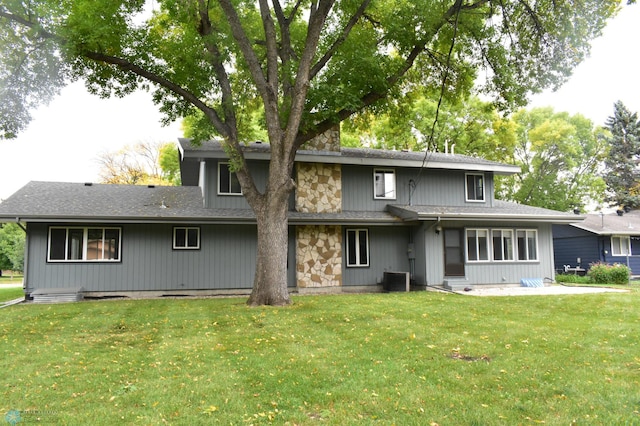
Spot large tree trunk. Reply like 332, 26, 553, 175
246, 178, 292, 306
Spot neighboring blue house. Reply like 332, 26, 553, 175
0, 132, 582, 298
553, 210, 640, 276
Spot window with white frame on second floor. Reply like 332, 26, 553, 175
374, 169, 396, 200
465, 173, 484, 202
611, 235, 631, 256
218, 162, 242, 195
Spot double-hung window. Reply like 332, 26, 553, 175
466, 229, 489, 261
611, 235, 631, 256
218, 162, 242, 195
465, 173, 485, 202
48, 227, 121, 262
173, 227, 200, 250
492, 229, 514, 261
466, 227, 537, 263
374, 169, 396, 200
346, 229, 369, 267
516, 229, 538, 261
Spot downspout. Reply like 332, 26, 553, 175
16, 218, 28, 297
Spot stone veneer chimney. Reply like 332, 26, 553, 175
295, 126, 343, 290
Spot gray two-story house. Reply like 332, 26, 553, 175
0, 132, 581, 298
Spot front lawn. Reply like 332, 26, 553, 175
1, 292, 638, 424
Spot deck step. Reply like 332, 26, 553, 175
31, 287, 84, 303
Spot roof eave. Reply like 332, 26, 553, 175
179, 142, 520, 174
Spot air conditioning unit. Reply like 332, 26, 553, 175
382, 271, 410, 292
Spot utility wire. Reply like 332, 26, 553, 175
409, 2, 462, 204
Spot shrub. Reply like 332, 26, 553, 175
587, 262, 630, 285
555, 274, 591, 284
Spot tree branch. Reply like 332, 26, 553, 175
310, 0, 372, 79
258, 0, 279, 94
196, 0, 237, 138
298, 0, 479, 147
217, 0, 281, 149
83, 51, 228, 137
285, 0, 335, 155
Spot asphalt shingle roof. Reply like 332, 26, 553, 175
0, 182, 582, 224
388, 200, 583, 223
0, 181, 400, 225
572, 210, 640, 235
179, 139, 520, 174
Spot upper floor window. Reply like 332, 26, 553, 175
374, 169, 396, 200
346, 229, 369, 267
48, 227, 121, 262
218, 162, 242, 195
466, 173, 485, 202
173, 227, 200, 250
611, 235, 631, 256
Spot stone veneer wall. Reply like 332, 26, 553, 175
295, 163, 342, 213
296, 225, 342, 288
295, 126, 343, 289
304, 126, 340, 152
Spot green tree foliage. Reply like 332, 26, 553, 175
342, 95, 517, 163
97, 141, 180, 185
0, 223, 25, 273
158, 142, 182, 186
603, 101, 640, 208
0, 0, 621, 305
501, 108, 607, 211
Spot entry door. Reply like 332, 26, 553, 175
444, 228, 465, 276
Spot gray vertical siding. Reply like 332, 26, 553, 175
342, 165, 495, 211
25, 223, 258, 293
342, 226, 411, 286
423, 221, 556, 286
203, 160, 269, 209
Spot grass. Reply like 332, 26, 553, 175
0, 286, 24, 303
1, 292, 639, 425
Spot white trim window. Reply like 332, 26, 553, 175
218, 162, 242, 195
48, 227, 121, 262
173, 227, 201, 250
611, 235, 631, 256
516, 229, 538, 261
492, 229, 514, 261
465, 173, 485, 202
346, 229, 369, 267
374, 169, 396, 200
466, 229, 490, 262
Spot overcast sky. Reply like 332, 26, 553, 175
1, 4, 639, 201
